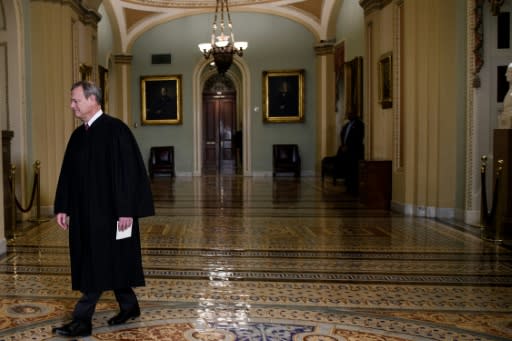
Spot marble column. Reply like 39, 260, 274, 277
111, 54, 134, 126
314, 42, 336, 173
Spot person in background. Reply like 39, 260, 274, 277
53, 80, 154, 337
338, 111, 365, 195
499, 62, 512, 128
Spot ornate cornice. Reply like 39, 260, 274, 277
31, 0, 101, 26
473, 0, 484, 88
112, 54, 133, 65
359, 0, 393, 16
314, 42, 334, 56
489, 0, 505, 15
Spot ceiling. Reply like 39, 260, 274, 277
101, 0, 339, 51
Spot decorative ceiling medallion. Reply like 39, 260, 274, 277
123, 0, 277, 8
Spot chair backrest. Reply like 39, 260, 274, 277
273, 144, 300, 163
150, 146, 174, 165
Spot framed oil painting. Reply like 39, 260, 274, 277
378, 52, 393, 109
98, 65, 109, 113
141, 75, 182, 125
343, 56, 363, 118
263, 69, 305, 123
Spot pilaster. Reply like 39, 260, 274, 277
111, 54, 133, 126
30, 0, 100, 211
314, 42, 336, 172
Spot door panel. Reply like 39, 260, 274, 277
203, 95, 236, 174
219, 98, 235, 171
203, 99, 218, 173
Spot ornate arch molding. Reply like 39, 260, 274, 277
34, 0, 101, 26
472, 0, 506, 88
193, 57, 251, 176
0, 1, 5, 30
466, 0, 478, 214
489, 0, 506, 15
203, 74, 236, 94
359, 0, 393, 15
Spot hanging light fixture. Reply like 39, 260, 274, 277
198, 0, 248, 74
488, 0, 505, 15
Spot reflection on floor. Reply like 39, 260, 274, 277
1, 176, 512, 340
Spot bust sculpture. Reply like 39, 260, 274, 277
499, 62, 512, 129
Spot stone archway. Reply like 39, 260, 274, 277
0, 0, 28, 253
193, 58, 252, 176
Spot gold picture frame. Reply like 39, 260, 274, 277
141, 75, 182, 125
98, 65, 109, 112
343, 56, 363, 118
262, 69, 305, 123
378, 52, 393, 109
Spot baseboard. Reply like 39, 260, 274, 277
174, 172, 193, 177
464, 209, 480, 226
454, 208, 466, 222
176, 171, 315, 177
390, 201, 455, 219
0, 238, 6, 256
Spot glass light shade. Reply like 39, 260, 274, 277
234, 41, 248, 50
215, 40, 229, 48
198, 43, 212, 52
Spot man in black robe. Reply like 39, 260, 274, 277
53, 81, 154, 337
338, 111, 365, 195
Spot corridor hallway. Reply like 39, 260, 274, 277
1, 176, 512, 340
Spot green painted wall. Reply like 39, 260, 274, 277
129, 12, 316, 175
336, 0, 365, 60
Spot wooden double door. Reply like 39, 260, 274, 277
203, 93, 237, 174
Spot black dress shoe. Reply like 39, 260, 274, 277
107, 307, 141, 325
52, 320, 92, 337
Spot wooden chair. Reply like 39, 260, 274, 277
273, 144, 301, 177
321, 146, 345, 185
149, 146, 175, 179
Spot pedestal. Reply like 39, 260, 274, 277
2, 131, 14, 239
485, 129, 512, 241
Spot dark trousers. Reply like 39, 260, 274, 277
72, 288, 139, 322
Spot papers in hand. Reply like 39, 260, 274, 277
116, 221, 133, 240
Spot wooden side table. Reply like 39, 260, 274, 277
492, 129, 512, 241
359, 160, 392, 209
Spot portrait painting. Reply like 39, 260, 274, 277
343, 56, 363, 118
378, 53, 392, 109
141, 75, 182, 125
263, 69, 305, 123
98, 65, 109, 112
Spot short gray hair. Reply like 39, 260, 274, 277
71, 80, 103, 105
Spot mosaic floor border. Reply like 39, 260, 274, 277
1, 275, 511, 312
1, 305, 511, 341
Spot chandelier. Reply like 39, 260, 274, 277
198, 0, 248, 74
489, 0, 505, 15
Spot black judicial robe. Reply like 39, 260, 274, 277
340, 118, 365, 161
54, 114, 154, 292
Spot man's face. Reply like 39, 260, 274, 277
346, 112, 356, 120
70, 86, 96, 122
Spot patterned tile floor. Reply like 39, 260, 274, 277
1, 176, 512, 340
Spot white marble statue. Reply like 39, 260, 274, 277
499, 62, 512, 129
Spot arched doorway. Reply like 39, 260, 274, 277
202, 74, 239, 175
1, 0, 28, 245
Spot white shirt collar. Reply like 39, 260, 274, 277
85, 110, 103, 127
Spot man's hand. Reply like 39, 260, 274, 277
56, 213, 69, 230
118, 217, 133, 231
